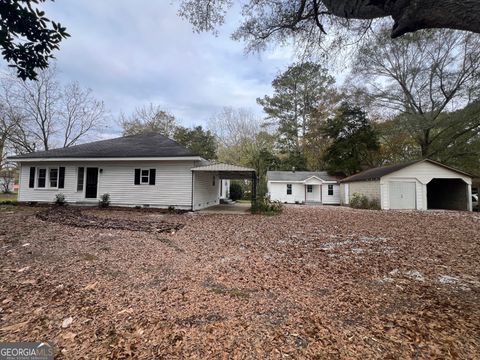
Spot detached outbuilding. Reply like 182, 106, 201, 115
340, 159, 473, 211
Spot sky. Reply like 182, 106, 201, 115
39, 0, 296, 136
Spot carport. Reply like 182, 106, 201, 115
191, 163, 257, 211
427, 178, 470, 211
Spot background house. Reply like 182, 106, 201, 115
267, 171, 341, 205
8, 133, 255, 210
340, 160, 473, 211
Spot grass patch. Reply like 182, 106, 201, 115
82, 253, 99, 261
0, 192, 18, 202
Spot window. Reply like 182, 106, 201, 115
37, 168, 47, 188
135, 168, 156, 185
212, 176, 216, 186
77, 167, 85, 191
141, 169, 150, 184
307, 185, 313, 193
328, 184, 334, 196
287, 184, 292, 195
49, 168, 58, 188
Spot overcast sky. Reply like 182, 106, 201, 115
40, 1, 295, 135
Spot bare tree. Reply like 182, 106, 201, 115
1, 66, 105, 153
178, 0, 480, 55
352, 26, 480, 157
208, 107, 262, 148
61, 82, 105, 147
120, 104, 177, 137
0, 167, 15, 193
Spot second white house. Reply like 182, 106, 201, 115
267, 171, 341, 205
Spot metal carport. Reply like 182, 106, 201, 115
191, 163, 257, 210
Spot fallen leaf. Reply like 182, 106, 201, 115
62, 317, 73, 328
0, 320, 29, 332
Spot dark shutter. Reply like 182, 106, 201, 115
29, 167, 35, 188
58, 167, 65, 188
149, 169, 156, 185
134, 169, 141, 185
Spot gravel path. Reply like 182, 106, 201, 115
1, 205, 479, 359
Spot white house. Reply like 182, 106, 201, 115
340, 159, 473, 211
267, 171, 341, 205
8, 133, 255, 211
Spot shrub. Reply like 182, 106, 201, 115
350, 193, 380, 210
251, 196, 283, 215
229, 183, 243, 201
54, 193, 66, 206
99, 193, 110, 208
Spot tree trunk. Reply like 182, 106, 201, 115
322, 0, 480, 37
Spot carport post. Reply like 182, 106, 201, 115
251, 171, 257, 204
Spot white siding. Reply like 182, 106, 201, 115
268, 182, 305, 203
193, 172, 220, 210
321, 184, 340, 204
18, 161, 195, 209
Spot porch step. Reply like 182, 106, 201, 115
220, 198, 237, 205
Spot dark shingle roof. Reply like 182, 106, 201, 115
9, 133, 199, 160
341, 159, 471, 183
267, 171, 339, 182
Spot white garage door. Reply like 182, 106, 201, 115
389, 182, 416, 209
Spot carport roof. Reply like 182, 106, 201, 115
191, 163, 255, 179
341, 159, 472, 183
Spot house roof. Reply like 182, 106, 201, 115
8, 133, 200, 160
341, 159, 472, 183
267, 171, 339, 182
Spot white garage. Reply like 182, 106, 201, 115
340, 159, 473, 211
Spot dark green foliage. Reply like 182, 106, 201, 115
0, 0, 69, 80
349, 193, 380, 210
0, 200, 17, 205
322, 103, 380, 175
98, 193, 110, 208
251, 197, 283, 215
54, 193, 65, 206
229, 183, 243, 201
257, 62, 335, 169
173, 126, 217, 160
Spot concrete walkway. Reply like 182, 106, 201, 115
197, 202, 251, 214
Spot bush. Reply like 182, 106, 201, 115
251, 197, 283, 215
229, 183, 243, 201
99, 193, 110, 208
54, 193, 66, 206
350, 193, 380, 210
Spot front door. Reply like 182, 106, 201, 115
85, 167, 98, 199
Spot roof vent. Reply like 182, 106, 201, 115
292, 166, 296, 173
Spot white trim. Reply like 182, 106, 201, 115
268, 180, 338, 184
10, 156, 203, 162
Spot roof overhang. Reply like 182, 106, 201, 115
191, 163, 256, 179
8, 156, 204, 162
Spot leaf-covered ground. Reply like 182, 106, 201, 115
1, 205, 479, 359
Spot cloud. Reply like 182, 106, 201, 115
40, 0, 293, 135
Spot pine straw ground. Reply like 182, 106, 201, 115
0, 205, 479, 359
